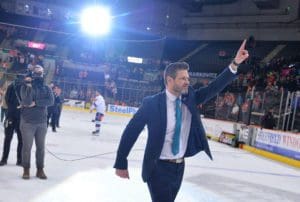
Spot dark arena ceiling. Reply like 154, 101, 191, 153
0, 0, 298, 42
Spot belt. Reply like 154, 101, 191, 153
160, 158, 184, 164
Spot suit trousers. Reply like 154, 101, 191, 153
147, 160, 185, 202
20, 120, 47, 169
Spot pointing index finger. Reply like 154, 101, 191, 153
239, 39, 247, 52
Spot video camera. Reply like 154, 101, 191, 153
32, 71, 43, 79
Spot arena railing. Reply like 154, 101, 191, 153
211, 89, 299, 133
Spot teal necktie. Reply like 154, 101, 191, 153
172, 98, 182, 155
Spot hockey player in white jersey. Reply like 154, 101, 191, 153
90, 90, 106, 135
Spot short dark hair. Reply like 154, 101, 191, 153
164, 62, 189, 85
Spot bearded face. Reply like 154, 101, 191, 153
167, 70, 190, 96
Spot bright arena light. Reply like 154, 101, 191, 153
80, 6, 112, 36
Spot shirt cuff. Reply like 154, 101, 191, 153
228, 65, 237, 74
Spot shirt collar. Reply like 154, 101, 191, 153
166, 89, 181, 102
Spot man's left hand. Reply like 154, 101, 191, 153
234, 39, 249, 64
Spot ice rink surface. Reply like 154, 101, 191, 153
0, 109, 299, 202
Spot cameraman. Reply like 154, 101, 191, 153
0, 75, 24, 166
20, 65, 54, 180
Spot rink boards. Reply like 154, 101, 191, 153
64, 103, 300, 167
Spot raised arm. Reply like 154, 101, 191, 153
195, 40, 250, 104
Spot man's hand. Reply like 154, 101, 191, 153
230, 39, 250, 71
115, 169, 130, 179
235, 39, 249, 64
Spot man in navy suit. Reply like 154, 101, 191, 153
114, 40, 249, 201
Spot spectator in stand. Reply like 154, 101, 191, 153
241, 101, 250, 123
265, 81, 278, 93
286, 76, 298, 92
252, 92, 262, 112
110, 80, 117, 101
70, 88, 78, 99
245, 85, 254, 100
223, 92, 232, 119
86, 89, 92, 102
27, 59, 37, 76
261, 108, 276, 130
215, 96, 225, 119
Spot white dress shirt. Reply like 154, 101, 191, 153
160, 90, 192, 159
229, 64, 238, 74
159, 66, 235, 159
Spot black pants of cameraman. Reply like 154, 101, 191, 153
0, 118, 22, 165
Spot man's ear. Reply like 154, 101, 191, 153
166, 76, 173, 85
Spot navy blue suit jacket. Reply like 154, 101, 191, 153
114, 67, 236, 182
